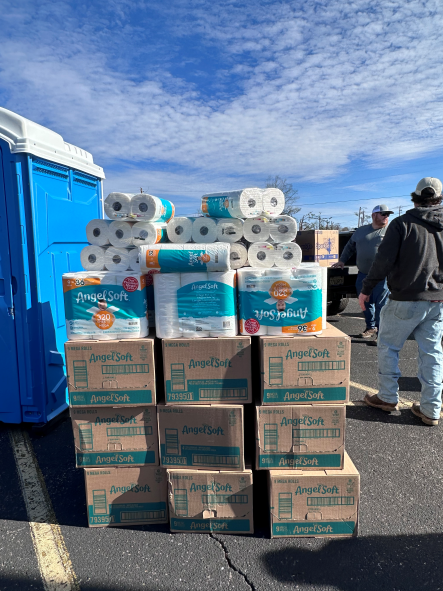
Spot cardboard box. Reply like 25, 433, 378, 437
65, 337, 156, 407
158, 405, 244, 470
255, 404, 345, 470
260, 324, 350, 404
296, 230, 339, 267
162, 337, 251, 404
84, 466, 168, 527
268, 452, 359, 537
167, 469, 253, 534
72, 406, 159, 468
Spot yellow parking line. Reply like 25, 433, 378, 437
350, 380, 413, 408
9, 428, 80, 591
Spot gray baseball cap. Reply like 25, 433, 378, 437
414, 177, 442, 196
372, 204, 394, 215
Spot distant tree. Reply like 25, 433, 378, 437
298, 211, 340, 230
265, 175, 300, 217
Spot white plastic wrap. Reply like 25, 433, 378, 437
131, 193, 175, 222
247, 242, 275, 268
243, 216, 271, 243
229, 242, 248, 270
167, 217, 194, 243
108, 221, 135, 248
132, 221, 167, 246
153, 273, 182, 338
202, 188, 263, 219
80, 245, 107, 271
86, 219, 111, 246
269, 215, 298, 243
63, 272, 148, 340
139, 243, 231, 273
104, 247, 136, 272
104, 192, 133, 220
191, 217, 218, 243
262, 187, 285, 216
274, 242, 303, 269
216, 218, 244, 243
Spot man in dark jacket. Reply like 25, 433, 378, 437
359, 177, 443, 426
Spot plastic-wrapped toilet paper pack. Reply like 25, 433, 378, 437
80, 245, 108, 272
154, 271, 237, 338
269, 215, 297, 243
201, 188, 263, 219
229, 242, 248, 270
104, 193, 134, 220
104, 247, 136, 272
191, 217, 218, 243
243, 216, 271, 243
131, 193, 175, 222
274, 242, 303, 269
144, 270, 159, 328
237, 267, 323, 336
216, 218, 244, 243
262, 187, 285, 216
108, 221, 135, 248
247, 242, 275, 268
86, 219, 111, 246
63, 272, 148, 340
139, 243, 231, 273
167, 217, 194, 243
132, 222, 167, 246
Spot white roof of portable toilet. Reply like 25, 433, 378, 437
0, 107, 105, 179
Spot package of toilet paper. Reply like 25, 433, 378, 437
139, 244, 231, 273
144, 270, 158, 328
153, 271, 237, 338
237, 267, 323, 336
63, 272, 148, 340
201, 189, 263, 219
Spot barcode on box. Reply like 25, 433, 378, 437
120, 510, 166, 521
307, 496, 354, 507
192, 454, 239, 466
199, 388, 247, 400
298, 360, 345, 371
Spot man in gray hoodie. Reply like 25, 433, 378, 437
359, 177, 443, 426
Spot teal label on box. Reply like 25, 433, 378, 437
70, 389, 153, 406
259, 453, 342, 469
263, 387, 346, 403
77, 450, 156, 467
88, 502, 166, 525
171, 518, 250, 532
161, 444, 240, 468
166, 379, 248, 403
272, 521, 355, 536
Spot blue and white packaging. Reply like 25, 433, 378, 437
202, 189, 263, 219
139, 243, 231, 273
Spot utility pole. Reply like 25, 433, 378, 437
357, 206, 362, 228
398, 206, 402, 217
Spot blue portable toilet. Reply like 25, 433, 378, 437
0, 108, 105, 424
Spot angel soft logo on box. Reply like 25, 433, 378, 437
190, 482, 233, 493
182, 424, 225, 436
89, 351, 134, 363
285, 348, 331, 360
94, 414, 137, 426
280, 416, 325, 427
294, 485, 339, 496
75, 290, 130, 303
191, 282, 218, 291
110, 483, 151, 494
188, 357, 232, 369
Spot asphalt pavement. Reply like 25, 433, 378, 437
1, 299, 443, 591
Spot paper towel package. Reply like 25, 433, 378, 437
247, 242, 275, 268
62, 272, 148, 340
268, 452, 359, 538
71, 406, 159, 468
104, 192, 134, 220
81, 245, 108, 271
108, 221, 135, 248
153, 271, 237, 339
158, 405, 244, 470
243, 217, 271, 243
238, 268, 323, 336
167, 469, 253, 534
255, 404, 345, 470
167, 217, 194, 244
85, 466, 168, 528
269, 216, 298, 243
229, 243, 248, 270
216, 218, 244, 243
139, 244, 231, 273
86, 219, 111, 246
162, 336, 251, 404
259, 324, 350, 404
202, 189, 263, 219
65, 336, 156, 407
132, 222, 168, 246
104, 247, 138, 272
191, 217, 218, 243
131, 193, 175, 222
262, 187, 285, 216
274, 243, 303, 269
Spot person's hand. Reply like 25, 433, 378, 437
358, 293, 370, 311
331, 261, 345, 269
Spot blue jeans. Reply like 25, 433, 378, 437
355, 272, 389, 329
377, 300, 443, 419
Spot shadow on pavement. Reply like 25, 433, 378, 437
262, 532, 443, 591
346, 405, 427, 426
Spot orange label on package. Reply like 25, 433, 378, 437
92, 311, 115, 330
63, 276, 101, 293
282, 318, 322, 333
144, 248, 160, 269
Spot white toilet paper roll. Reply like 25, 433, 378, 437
132, 222, 167, 246
274, 242, 303, 269
131, 193, 175, 222
180, 272, 210, 337
202, 188, 263, 219
216, 218, 244, 243
262, 188, 285, 216
269, 215, 298, 243
237, 268, 268, 335
104, 247, 134, 272
104, 193, 133, 220
191, 217, 218, 243
80, 245, 107, 271
108, 221, 135, 248
86, 219, 111, 246
243, 216, 271, 243
229, 243, 248, 270
207, 271, 237, 337
153, 273, 181, 338
167, 217, 194, 244
247, 242, 275, 268
128, 248, 141, 271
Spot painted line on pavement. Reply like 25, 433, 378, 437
350, 380, 413, 408
9, 428, 80, 591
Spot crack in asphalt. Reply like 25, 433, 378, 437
210, 534, 256, 590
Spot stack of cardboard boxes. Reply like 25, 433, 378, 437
257, 322, 360, 538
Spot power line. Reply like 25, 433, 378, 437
297, 195, 410, 207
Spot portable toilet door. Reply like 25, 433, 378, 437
0, 107, 105, 424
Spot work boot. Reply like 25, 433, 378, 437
364, 394, 398, 412
411, 403, 439, 426
360, 327, 378, 338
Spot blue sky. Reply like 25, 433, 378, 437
1, 0, 442, 227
